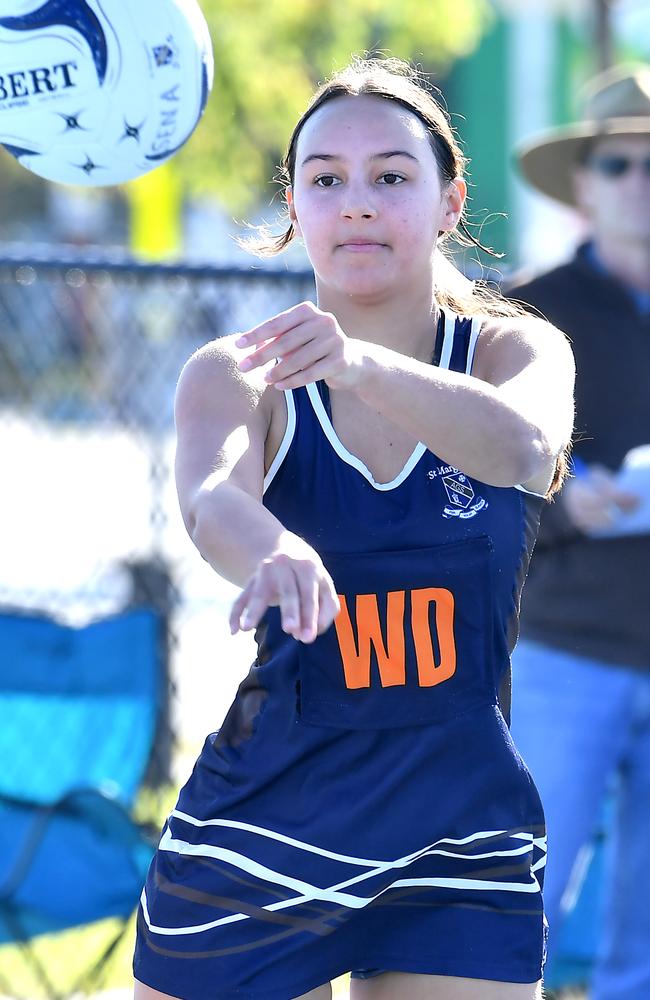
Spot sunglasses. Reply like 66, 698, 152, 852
588, 155, 650, 178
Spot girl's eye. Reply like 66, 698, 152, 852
314, 175, 341, 187
378, 172, 405, 185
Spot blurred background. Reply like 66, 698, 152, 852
1, 1, 648, 997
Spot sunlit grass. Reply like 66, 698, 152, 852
0, 914, 137, 999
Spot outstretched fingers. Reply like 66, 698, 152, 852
236, 302, 317, 360
235, 303, 353, 391
229, 550, 340, 643
230, 557, 300, 638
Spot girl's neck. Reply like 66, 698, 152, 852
317, 283, 441, 364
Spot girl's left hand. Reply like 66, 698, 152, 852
235, 301, 364, 391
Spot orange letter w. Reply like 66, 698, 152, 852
334, 592, 406, 689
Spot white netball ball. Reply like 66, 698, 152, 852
0, 0, 213, 186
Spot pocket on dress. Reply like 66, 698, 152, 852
298, 535, 497, 729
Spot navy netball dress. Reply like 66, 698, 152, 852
134, 310, 548, 999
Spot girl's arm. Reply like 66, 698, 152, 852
174, 336, 339, 642
236, 304, 575, 493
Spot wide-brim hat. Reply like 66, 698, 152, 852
516, 63, 650, 206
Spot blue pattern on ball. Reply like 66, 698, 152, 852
1, 142, 40, 158
0, 0, 108, 84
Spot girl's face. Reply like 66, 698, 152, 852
288, 94, 465, 303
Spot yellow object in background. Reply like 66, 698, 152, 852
127, 161, 182, 260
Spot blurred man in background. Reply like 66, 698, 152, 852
507, 64, 650, 1000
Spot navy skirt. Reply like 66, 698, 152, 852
134, 660, 547, 999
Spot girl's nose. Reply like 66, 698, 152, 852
340, 184, 378, 221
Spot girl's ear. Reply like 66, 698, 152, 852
286, 187, 302, 236
439, 177, 467, 233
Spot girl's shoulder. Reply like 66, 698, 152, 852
181, 332, 281, 396
474, 311, 572, 354
175, 333, 279, 427
469, 313, 574, 383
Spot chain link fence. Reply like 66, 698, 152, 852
0, 247, 314, 997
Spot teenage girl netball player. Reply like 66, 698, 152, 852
134, 57, 574, 1000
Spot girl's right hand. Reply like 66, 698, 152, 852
229, 534, 340, 643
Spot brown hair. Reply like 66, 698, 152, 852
244, 56, 569, 495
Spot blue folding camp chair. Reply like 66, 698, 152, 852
0, 606, 164, 999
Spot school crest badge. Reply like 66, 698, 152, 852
427, 464, 489, 519
441, 471, 488, 519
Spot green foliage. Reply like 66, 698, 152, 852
180, 0, 494, 212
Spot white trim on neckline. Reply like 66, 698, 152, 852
306, 382, 427, 491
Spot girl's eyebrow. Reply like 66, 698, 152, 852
300, 150, 419, 166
